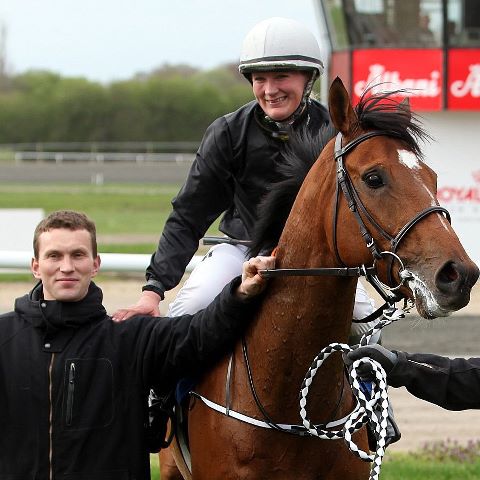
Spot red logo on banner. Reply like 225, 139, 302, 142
352, 49, 443, 111
437, 171, 480, 204
448, 49, 480, 110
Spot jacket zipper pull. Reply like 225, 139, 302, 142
66, 362, 76, 426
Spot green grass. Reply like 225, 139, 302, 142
100, 243, 157, 254
0, 183, 180, 234
0, 182, 221, 243
0, 149, 14, 162
150, 454, 160, 479
381, 451, 480, 479
148, 449, 480, 479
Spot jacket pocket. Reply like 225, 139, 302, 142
63, 358, 114, 430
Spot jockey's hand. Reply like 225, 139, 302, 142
346, 344, 399, 378
111, 291, 161, 322
236, 256, 275, 299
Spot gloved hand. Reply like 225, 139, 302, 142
345, 344, 399, 379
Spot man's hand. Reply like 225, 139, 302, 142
346, 344, 399, 378
111, 291, 161, 322
236, 256, 275, 299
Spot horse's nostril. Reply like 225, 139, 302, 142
437, 262, 460, 284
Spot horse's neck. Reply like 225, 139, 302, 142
244, 271, 356, 419
256, 273, 356, 352
243, 159, 357, 415
265, 174, 355, 346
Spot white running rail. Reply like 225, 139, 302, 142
0, 251, 202, 273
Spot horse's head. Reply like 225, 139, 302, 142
327, 77, 479, 319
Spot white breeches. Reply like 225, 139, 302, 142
167, 243, 380, 340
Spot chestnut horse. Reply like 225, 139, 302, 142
170, 78, 479, 479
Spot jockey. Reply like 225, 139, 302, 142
112, 17, 398, 477
112, 17, 379, 341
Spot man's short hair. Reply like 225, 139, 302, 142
33, 210, 97, 258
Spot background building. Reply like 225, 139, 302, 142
314, 0, 480, 265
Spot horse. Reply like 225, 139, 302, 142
171, 77, 479, 479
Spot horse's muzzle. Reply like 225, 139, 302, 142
434, 260, 480, 310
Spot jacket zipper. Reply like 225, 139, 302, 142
66, 362, 76, 426
48, 353, 55, 480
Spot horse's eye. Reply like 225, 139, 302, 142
363, 172, 384, 189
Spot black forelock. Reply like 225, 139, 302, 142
354, 84, 431, 159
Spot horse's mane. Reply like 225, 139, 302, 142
247, 122, 336, 257
248, 87, 430, 256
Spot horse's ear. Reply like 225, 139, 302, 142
328, 77, 358, 135
398, 97, 412, 123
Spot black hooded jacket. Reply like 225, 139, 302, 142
145, 99, 330, 297
0, 279, 259, 480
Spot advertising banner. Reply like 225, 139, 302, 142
448, 48, 480, 110
351, 49, 443, 110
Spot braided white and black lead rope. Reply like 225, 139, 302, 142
299, 306, 408, 480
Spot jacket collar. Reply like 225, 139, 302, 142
15, 281, 107, 333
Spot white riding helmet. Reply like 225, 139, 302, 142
238, 17, 324, 78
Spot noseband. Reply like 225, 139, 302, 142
261, 130, 451, 302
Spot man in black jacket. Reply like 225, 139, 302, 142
0, 210, 274, 480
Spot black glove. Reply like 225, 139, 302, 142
346, 344, 399, 379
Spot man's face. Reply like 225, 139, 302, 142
31, 228, 100, 302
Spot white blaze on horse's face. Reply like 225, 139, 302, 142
398, 148, 445, 210
397, 149, 420, 170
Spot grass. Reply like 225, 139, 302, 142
100, 243, 158, 254
381, 442, 480, 479
148, 442, 480, 479
0, 149, 14, 162
0, 183, 180, 234
0, 182, 221, 249
150, 454, 160, 479
381, 457, 480, 479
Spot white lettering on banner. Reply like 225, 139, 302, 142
354, 64, 441, 98
450, 64, 480, 98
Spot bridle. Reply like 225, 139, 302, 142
261, 130, 451, 303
